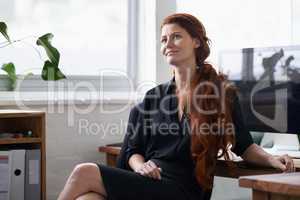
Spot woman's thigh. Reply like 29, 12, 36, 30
97, 164, 188, 200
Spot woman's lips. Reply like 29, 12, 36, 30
166, 51, 178, 56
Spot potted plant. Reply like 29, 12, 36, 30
0, 21, 66, 90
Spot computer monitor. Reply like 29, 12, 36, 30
219, 45, 300, 134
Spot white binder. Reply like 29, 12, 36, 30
0, 151, 10, 200
25, 149, 41, 200
8, 150, 25, 200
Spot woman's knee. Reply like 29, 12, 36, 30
70, 163, 106, 195
71, 163, 100, 183
76, 192, 104, 200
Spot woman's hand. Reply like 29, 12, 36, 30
268, 154, 295, 172
135, 160, 162, 180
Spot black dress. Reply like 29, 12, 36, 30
96, 78, 253, 200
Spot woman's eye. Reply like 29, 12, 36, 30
161, 38, 167, 43
174, 34, 181, 40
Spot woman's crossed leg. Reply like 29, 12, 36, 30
58, 163, 107, 200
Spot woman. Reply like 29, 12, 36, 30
58, 13, 295, 200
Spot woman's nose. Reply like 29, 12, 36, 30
166, 38, 174, 47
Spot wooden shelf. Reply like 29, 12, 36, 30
0, 109, 46, 200
0, 137, 42, 145
0, 109, 45, 118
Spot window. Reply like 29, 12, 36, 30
176, 0, 296, 65
292, 0, 300, 44
0, 0, 136, 91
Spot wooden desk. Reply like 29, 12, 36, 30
98, 143, 300, 178
239, 173, 300, 200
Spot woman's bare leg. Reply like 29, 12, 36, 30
75, 192, 104, 200
58, 163, 107, 200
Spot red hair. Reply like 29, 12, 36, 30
162, 13, 236, 190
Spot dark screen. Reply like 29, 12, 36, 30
219, 46, 300, 133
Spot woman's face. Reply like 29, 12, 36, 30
160, 23, 200, 67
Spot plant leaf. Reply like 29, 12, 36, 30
37, 34, 66, 81
36, 33, 60, 66
1, 62, 17, 90
0, 22, 11, 43
41, 60, 66, 81
2, 62, 16, 79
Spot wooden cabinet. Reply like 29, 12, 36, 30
0, 109, 46, 200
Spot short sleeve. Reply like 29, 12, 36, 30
230, 95, 254, 156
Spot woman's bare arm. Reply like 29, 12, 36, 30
241, 143, 295, 172
241, 144, 272, 167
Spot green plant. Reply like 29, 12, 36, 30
0, 21, 66, 90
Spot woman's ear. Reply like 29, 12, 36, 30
194, 38, 201, 48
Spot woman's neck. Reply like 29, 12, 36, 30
173, 65, 197, 91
